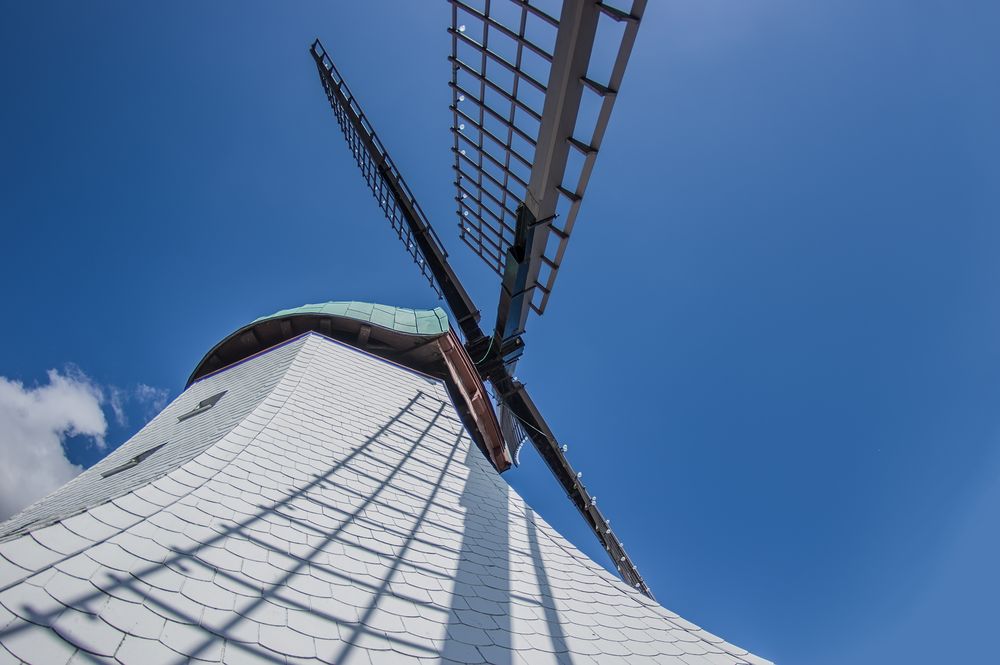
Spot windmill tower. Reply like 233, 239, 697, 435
0, 2, 771, 664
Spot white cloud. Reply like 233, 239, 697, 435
134, 384, 169, 416
0, 369, 107, 521
0, 368, 171, 521
109, 386, 127, 427
108, 384, 170, 427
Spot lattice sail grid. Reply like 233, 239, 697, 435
312, 41, 444, 297
449, 0, 558, 276
449, 0, 647, 315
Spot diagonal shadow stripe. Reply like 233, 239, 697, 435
442, 441, 512, 664
329, 425, 465, 664
525, 506, 575, 665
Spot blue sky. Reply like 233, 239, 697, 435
1, 2, 998, 663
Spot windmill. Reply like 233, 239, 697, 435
0, 3, 771, 664
311, 0, 651, 595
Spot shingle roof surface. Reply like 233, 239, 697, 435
0, 332, 771, 664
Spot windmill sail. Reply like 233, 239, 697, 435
450, 0, 647, 342
311, 40, 481, 336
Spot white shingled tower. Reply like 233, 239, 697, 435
0, 303, 769, 664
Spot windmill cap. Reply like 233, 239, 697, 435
187, 301, 449, 386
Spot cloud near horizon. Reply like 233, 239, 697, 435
109, 383, 169, 427
0, 368, 169, 521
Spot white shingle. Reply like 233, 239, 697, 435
133, 564, 185, 593
0, 536, 62, 573
180, 578, 236, 612
0, 557, 30, 591
98, 595, 165, 640
160, 618, 224, 661
288, 605, 342, 639
84, 542, 140, 574
200, 606, 258, 644
59, 513, 118, 543
259, 621, 316, 658
88, 569, 146, 605
87, 503, 141, 532
115, 634, 179, 665
142, 585, 204, 625
27, 524, 92, 557
42, 572, 106, 616
50, 606, 124, 656
0, 580, 65, 627
221, 640, 286, 665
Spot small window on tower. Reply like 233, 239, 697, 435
177, 390, 227, 422
100, 442, 167, 478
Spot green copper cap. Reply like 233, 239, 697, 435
252, 301, 449, 336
